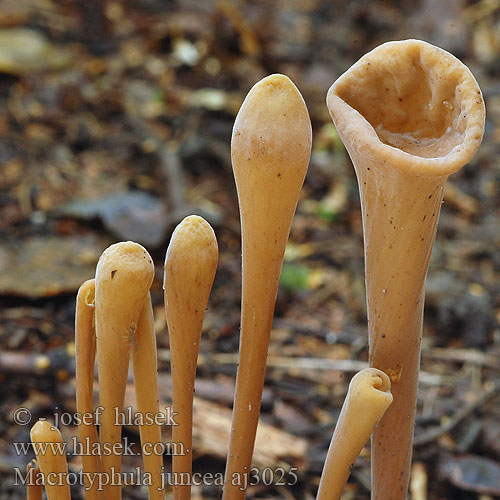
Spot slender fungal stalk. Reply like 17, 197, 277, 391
223, 74, 312, 499
164, 215, 218, 500
75, 279, 101, 500
30, 420, 71, 500
316, 368, 392, 500
131, 293, 164, 500
95, 242, 154, 500
327, 40, 485, 500
27, 460, 43, 500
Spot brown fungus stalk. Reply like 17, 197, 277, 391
95, 242, 154, 500
327, 39, 485, 500
316, 368, 392, 500
75, 279, 101, 500
223, 74, 312, 499
131, 293, 164, 500
26, 460, 43, 500
164, 215, 218, 500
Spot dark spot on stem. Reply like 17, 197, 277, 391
111, 270, 117, 279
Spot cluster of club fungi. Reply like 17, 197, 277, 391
26, 39, 485, 500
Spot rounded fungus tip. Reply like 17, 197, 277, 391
30, 420, 61, 443
164, 215, 218, 291
232, 73, 312, 175
255, 73, 296, 92
77, 279, 95, 307
166, 215, 218, 261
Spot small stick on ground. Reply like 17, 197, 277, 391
414, 381, 500, 446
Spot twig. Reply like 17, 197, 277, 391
128, 116, 222, 227
158, 350, 449, 386
126, 116, 186, 211
423, 347, 500, 370
0, 348, 72, 376
414, 381, 500, 446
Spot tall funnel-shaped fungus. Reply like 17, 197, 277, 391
327, 40, 485, 500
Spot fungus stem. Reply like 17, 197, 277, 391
132, 293, 164, 499
95, 242, 154, 500
26, 460, 43, 500
223, 74, 312, 499
75, 279, 101, 500
30, 420, 71, 500
327, 39, 485, 499
316, 368, 392, 500
164, 216, 218, 500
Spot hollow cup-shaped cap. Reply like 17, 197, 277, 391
327, 39, 485, 176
